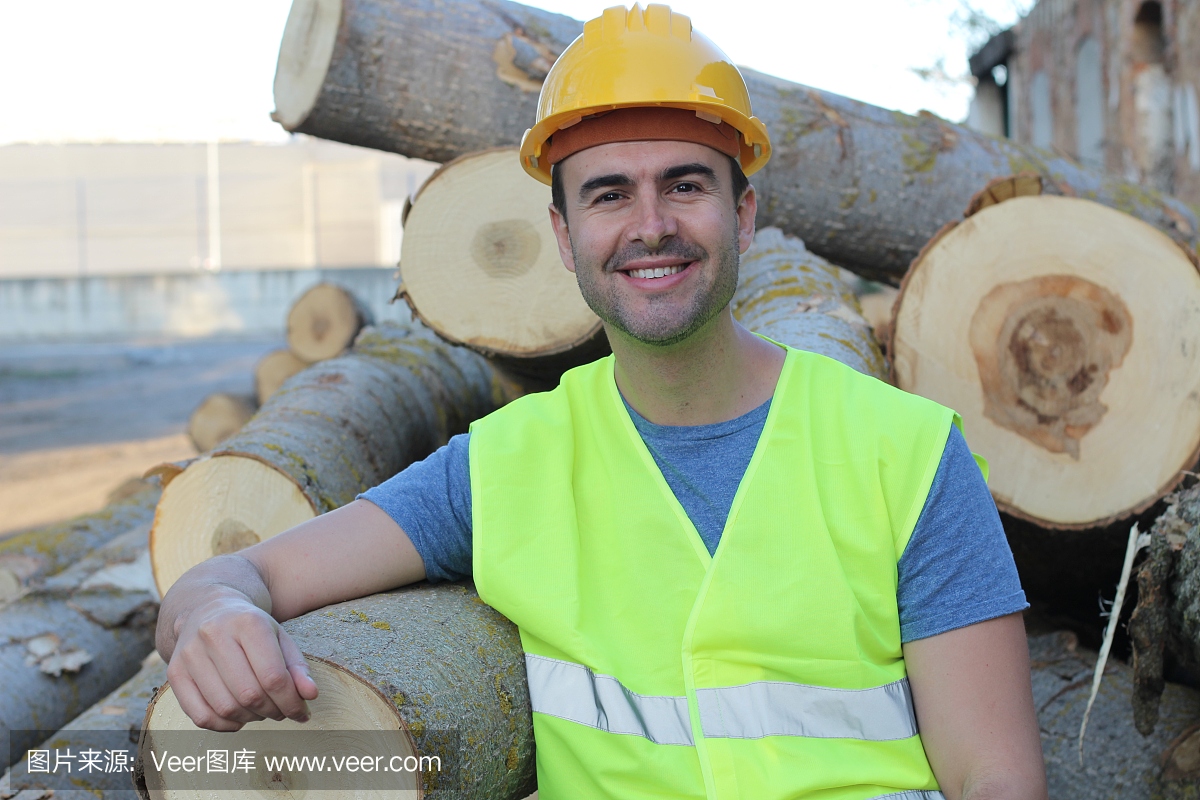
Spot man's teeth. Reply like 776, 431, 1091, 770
628, 265, 684, 279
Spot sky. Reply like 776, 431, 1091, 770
0, 0, 1031, 146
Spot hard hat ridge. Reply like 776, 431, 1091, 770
518, 3, 772, 184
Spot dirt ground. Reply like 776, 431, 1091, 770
0, 336, 279, 536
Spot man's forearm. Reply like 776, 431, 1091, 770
156, 554, 272, 661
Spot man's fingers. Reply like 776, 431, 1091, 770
195, 621, 287, 722
188, 653, 269, 726
239, 629, 310, 721
167, 663, 246, 733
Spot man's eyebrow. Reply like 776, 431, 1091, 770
661, 163, 718, 182
578, 173, 633, 199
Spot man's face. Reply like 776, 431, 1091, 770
548, 140, 757, 347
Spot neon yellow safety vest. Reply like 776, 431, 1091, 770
470, 346, 963, 800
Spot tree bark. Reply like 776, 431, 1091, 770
150, 322, 509, 594
0, 483, 159, 605
271, 0, 1199, 283
186, 393, 257, 453
1030, 630, 1200, 799
734, 228, 886, 380
0, 524, 158, 772
135, 583, 535, 800
2, 655, 165, 800
1130, 483, 1200, 735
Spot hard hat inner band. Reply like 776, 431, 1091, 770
544, 107, 742, 167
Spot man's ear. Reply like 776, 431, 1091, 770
548, 203, 577, 274
736, 184, 757, 255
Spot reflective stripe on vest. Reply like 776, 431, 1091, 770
527, 654, 920, 745
525, 654, 694, 746
870, 792, 946, 800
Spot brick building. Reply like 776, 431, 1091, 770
967, 0, 1200, 203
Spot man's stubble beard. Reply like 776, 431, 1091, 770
570, 227, 741, 347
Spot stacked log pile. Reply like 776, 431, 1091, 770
151, 322, 507, 594
186, 282, 375, 452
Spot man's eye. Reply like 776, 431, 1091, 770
597, 192, 623, 203
671, 182, 699, 193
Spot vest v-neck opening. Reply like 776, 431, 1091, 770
605, 345, 795, 569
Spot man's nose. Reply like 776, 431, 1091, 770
632, 194, 676, 251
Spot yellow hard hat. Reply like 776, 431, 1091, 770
519, 3, 772, 185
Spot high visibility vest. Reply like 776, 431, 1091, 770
470, 346, 959, 800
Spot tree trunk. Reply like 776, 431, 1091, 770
286, 282, 374, 363
890, 180, 1200, 530
2, 655, 165, 800
270, 0, 1199, 284
186, 393, 257, 453
135, 583, 535, 800
254, 348, 308, 405
150, 323, 508, 594
0, 482, 159, 605
734, 228, 886, 381
1130, 482, 1200, 735
398, 148, 607, 383
1030, 630, 1200, 799
0, 524, 158, 772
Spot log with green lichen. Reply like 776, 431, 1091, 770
271, 0, 1199, 285
0, 524, 159, 773
2, 655, 165, 800
734, 227, 887, 380
0, 482, 159, 605
135, 583, 535, 800
149, 322, 510, 594
1130, 483, 1200, 736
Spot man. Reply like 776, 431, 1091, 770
157, 4, 1047, 798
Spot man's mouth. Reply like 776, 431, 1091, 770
626, 264, 686, 280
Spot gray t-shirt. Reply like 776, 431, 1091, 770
361, 398, 1027, 643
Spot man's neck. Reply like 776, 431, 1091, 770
608, 308, 786, 426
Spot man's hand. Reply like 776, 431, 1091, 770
903, 612, 1048, 800
156, 499, 426, 731
165, 587, 317, 731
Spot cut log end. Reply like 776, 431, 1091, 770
287, 283, 373, 363
150, 455, 315, 595
186, 393, 257, 453
271, 0, 343, 131
400, 148, 603, 370
892, 194, 1200, 529
139, 657, 421, 799
254, 348, 309, 404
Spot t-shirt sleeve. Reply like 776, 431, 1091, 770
356, 432, 474, 583
896, 425, 1028, 643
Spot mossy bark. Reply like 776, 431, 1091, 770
0, 525, 158, 772
282, 584, 534, 799
734, 227, 887, 380
2, 656, 165, 800
0, 484, 159, 600
211, 322, 506, 515
273, 0, 1199, 284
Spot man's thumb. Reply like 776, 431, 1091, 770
278, 630, 319, 701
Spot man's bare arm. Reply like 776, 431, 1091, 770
156, 499, 425, 731
903, 612, 1047, 800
